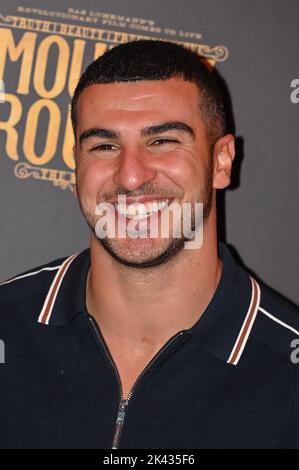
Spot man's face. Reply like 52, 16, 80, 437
74, 77, 215, 268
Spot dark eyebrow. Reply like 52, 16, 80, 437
140, 121, 195, 139
79, 128, 121, 146
79, 121, 195, 146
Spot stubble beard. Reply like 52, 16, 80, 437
76, 162, 213, 269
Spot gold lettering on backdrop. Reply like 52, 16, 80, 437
0, 93, 22, 160
93, 42, 109, 61
0, 14, 228, 63
0, 28, 36, 94
63, 104, 75, 170
68, 39, 86, 96
33, 35, 70, 98
0, 10, 229, 191
15, 162, 75, 190
23, 99, 61, 165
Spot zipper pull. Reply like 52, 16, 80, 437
112, 398, 128, 449
117, 398, 127, 423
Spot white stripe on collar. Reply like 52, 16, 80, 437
38, 253, 79, 325
1, 265, 61, 286
227, 276, 261, 366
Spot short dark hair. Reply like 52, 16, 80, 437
71, 39, 227, 146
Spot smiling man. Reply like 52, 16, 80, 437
0, 40, 299, 449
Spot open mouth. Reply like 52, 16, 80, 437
114, 199, 172, 221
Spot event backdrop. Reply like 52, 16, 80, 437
0, 0, 298, 305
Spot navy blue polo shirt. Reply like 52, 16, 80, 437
0, 242, 299, 449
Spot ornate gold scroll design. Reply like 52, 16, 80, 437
14, 162, 75, 191
0, 13, 229, 62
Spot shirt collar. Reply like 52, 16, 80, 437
38, 249, 90, 326
38, 242, 260, 366
187, 242, 260, 365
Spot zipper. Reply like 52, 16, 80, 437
88, 315, 187, 450
112, 398, 128, 449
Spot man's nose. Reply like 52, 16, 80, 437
112, 147, 157, 191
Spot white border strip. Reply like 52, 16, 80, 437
227, 277, 261, 366
259, 307, 299, 336
38, 253, 79, 325
1, 266, 61, 286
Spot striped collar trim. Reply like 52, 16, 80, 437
36, 243, 262, 365
227, 276, 261, 365
187, 243, 262, 366
0, 265, 61, 286
37, 243, 291, 367
38, 254, 80, 325
37, 249, 90, 326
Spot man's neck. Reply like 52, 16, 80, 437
86, 220, 222, 359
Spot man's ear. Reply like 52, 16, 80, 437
72, 145, 78, 198
212, 134, 235, 189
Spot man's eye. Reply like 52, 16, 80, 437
91, 144, 118, 151
152, 138, 178, 145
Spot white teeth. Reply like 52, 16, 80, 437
115, 199, 169, 219
127, 205, 137, 217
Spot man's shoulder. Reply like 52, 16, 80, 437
0, 254, 73, 310
252, 278, 299, 361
